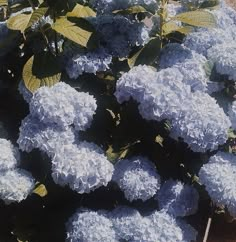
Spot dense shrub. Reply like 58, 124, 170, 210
0, 0, 236, 241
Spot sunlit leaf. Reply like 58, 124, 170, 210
163, 20, 194, 35
128, 37, 161, 68
174, 26, 194, 34
23, 54, 61, 93
163, 21, 179, 35
26, 7, 48, 29
52, 17, 92, 47
33, 183, 48, 197
155, 135, 164, 147
106, 145, 129, 163
0, 0, 7, 6
7, 14, 31, 33
113, 5, 149, 15
228, 129, 236, 139
172, 10, 216, 28
67, 4, 96, 18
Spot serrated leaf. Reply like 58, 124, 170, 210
52, 17, 92, 47
7, 14, 31, 33
67, 4, 96, 18
128, 37, 161, 68
113, 5, 149, 15
33, 184, 48, 197
26, 7, 48, 29
172, 10, 216, 28
23, 54, 61, 93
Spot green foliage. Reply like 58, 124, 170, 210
67, 3, 96, 18
33, 183, 48, 197
7, 13, 32, 33
128, 37, 161, 67
113, 5, 150, 15
23, 53, 61, 92
51, 17, 93, 47
172, 10, 216, 28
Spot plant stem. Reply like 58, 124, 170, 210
203, 217, 212, 242
27, 0, 54, 55
27, 0, 35, 10
53, 10, 59, 55
159, 0, 166, 48
203, 204, 215, 242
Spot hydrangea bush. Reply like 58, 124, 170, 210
0, 0, 236, 241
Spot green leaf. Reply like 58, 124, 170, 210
199, 0, 220, 9
163, 21, 179, 35
67, 4, 96, 18
228, 129, 236, 139
106, 145, 129, 163
33, 183, 48, 197
26, 7, 48, 29
0, 0, 7, 6
113, 5, 149, 15
23, 53, 61, 93
52, 17, 92, 47
155, 135, 164, 147
7, 14, 31, 33
7, 7, 48, 32
128, 37, 161, 68
174, 26, 194, 35
172, 10, 216, 28
163, 22, 194, 35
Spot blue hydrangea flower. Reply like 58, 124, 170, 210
90, 0, 158, 15
52, 142, 114, 193
30, 84, 76, 128
29, 82, 97, 131
112, 156, 161, 201
66, 47, 112, 79
170, 91, 231, 152
109, 206, 197, 242
0, 169, 35, 204
0, 139, 19, 171
207, 43, 236, 81
199, 152, 236, 217
66, 210, 118, 242
17, 115, 76, 157
115, 65, 231, 152
184, 28, 234, 56
91, 15, 150, 57
146, 210, 197, 242
156, 179, 199, 217
18, 80, 33, 103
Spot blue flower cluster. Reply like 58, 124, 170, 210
18, 82, 114, 194
0, 139, 35, 204
115, 65, 231, 152
66, 206, 197, 242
